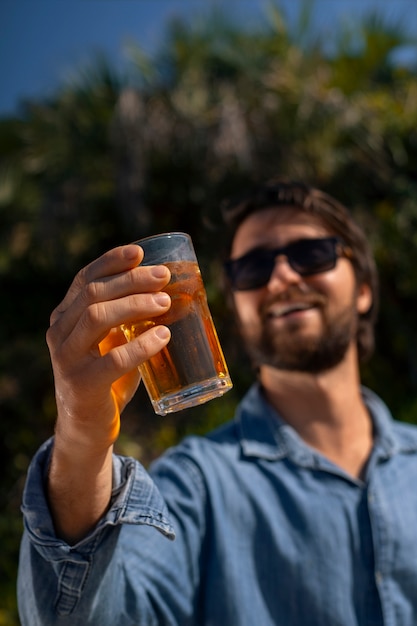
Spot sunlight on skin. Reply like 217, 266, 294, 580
98, 327, 141, 440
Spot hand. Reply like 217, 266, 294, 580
46, 244, 172, 452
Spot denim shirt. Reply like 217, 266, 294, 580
18, 385, 417, 626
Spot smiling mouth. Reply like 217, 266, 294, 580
266, 302, 317, 319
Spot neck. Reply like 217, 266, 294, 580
259, 345, 373, 479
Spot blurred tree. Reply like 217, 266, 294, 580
0, 3, 416, 623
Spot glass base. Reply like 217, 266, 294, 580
150, 376, 233, 416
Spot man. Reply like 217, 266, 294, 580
18, 180, 417, 625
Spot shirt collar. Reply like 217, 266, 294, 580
237, 383, 417, 465
362, 386, 417, 458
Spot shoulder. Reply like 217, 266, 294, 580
363, 387, 417, 455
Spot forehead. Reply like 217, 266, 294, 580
230, 206, 333, 258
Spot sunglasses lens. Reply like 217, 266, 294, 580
226, 250, 275, 291
289, 238, 337, 276
225, 237, 339, 290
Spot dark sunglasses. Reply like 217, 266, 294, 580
224, 236, 348, 291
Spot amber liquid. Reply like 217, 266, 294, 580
122, 261, 232, 414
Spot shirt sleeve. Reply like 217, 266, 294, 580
17, 437, 181, 626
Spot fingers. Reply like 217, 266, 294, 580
47, 245, 171, 360
51, 245, 144, 325
63, 324, 171, 405
46, 244, 174, 415
100, 325, 171, 384
45, 245, 174, 451
57, 289, 171, 362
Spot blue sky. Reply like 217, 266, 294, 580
1, 0, 416, 117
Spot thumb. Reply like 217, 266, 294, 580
99, 327, 141, 415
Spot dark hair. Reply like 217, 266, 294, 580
222, 178, 379, 362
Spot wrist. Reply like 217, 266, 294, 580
53, 401, 120, 456
48, 439, 114, 544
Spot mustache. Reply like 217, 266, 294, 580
260, 286, 327, 316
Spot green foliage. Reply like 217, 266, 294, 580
1, 5, 416, 622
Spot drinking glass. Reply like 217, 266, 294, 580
121, 232, 232, 415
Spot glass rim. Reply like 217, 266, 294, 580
130, 232, 191, 246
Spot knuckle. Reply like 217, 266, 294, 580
49, 306, 61, 326
76, 266, 88, 286
46, 316, 63, 353
135, 327, 170, 359
108, 330, 161, 372
45, 325, 55, 351
83, 280, 101, 304
102, 347, 124, 372
126, 267, 139, 288
101, 343, 134, 378
82, 302, 103, 329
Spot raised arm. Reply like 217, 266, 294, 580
46, 244, 171, 543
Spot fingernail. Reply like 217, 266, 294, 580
154, 292, 171, 307
123, 245, 140, 260
155, 326, 171, 340
151, 265, 169, 279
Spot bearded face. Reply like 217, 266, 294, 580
237, 284, 361, 374
229, 207, 372, 378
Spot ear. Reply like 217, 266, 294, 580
356, 283, 373, 315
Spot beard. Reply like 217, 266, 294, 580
239, 287, 359, 375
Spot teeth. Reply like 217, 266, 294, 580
268, 302, 314, 318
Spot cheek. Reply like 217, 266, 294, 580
323, 274, 358, 315
233, 293, 262, 326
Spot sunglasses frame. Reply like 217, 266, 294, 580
224, 236, 348, 291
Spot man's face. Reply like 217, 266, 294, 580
229, 207, 372, 374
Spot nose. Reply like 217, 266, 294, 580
266, 254, 303, 292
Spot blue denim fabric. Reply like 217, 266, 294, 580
18, 384, 417, 625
